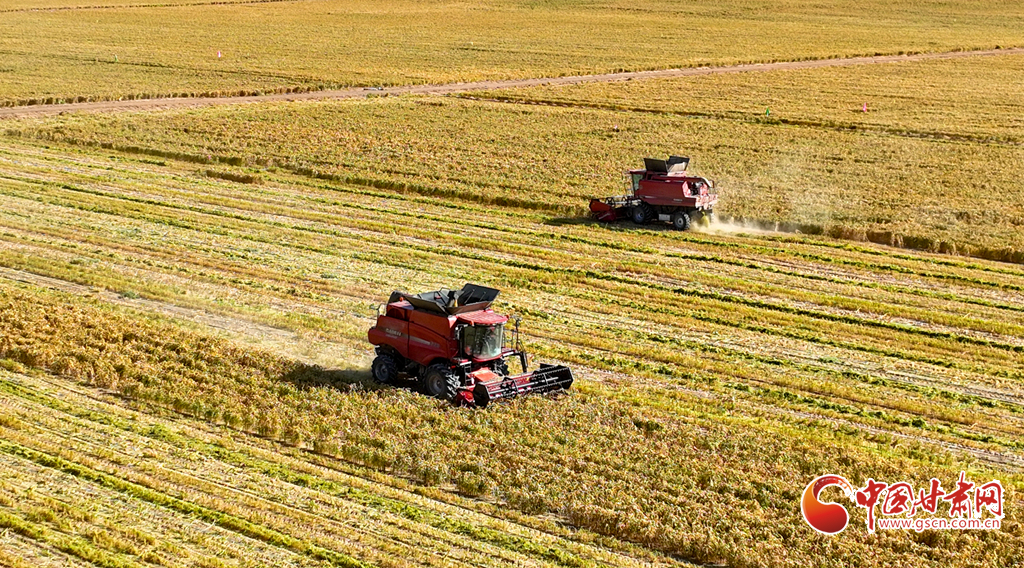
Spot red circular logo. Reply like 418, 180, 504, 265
801, 475, 855, 534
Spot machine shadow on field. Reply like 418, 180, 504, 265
278, 364, 432, 398
543, 216, 594, 227
544, 216, 692, 233
279, 364, 379, 392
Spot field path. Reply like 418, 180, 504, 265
0, 266, 344, 368
0, 266, 298, 345
2, 47, 1022, 119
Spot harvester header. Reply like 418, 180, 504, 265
367, 283, 573, 407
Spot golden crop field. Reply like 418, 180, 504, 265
11, 71, 1024, 259
0, 323, 659, 568
472, 52, 1024, 145
2, 0, 1024, 105
0, 133, 1022, 566
2, 0, 1024, 566
467, 51, 1024, 258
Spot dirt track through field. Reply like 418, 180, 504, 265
0, 266, 295, 343
1, 47, 1021, 119
0, 266, 336, 367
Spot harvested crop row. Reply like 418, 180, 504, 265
0, 139, 1022, 444
1, 281, 1020, 567
11, 88, 1024, 256
0, 133, 1023, 565
2, 146, 1021, 344
2, 368, 668, 568
0, 369, 651, 568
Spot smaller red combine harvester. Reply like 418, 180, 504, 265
367, 284, 573, 408
590, 156, 717, 230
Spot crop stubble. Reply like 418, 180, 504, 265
1, 25, 1023, 566
0, 132, 1021, 566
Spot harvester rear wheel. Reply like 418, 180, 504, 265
672, 211, 691, 231
371, 352, 399, 384
422, 364, 460, 401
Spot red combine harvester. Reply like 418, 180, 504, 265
367, 284, 573, 408
590, 156, 717, 230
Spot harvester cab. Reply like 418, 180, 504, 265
591, 155, 717, 230
367, 283, 573, 408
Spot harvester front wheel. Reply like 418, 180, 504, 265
371, 352, 399, 384
672, 211, 691, 231
422, 364, 460, 401
631, 204, 650, 225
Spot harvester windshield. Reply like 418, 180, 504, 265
630, 172, 642, 191
462, 324, 504, 360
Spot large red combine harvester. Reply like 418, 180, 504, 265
367, 284, 573, 408
590, 156, 717, 230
